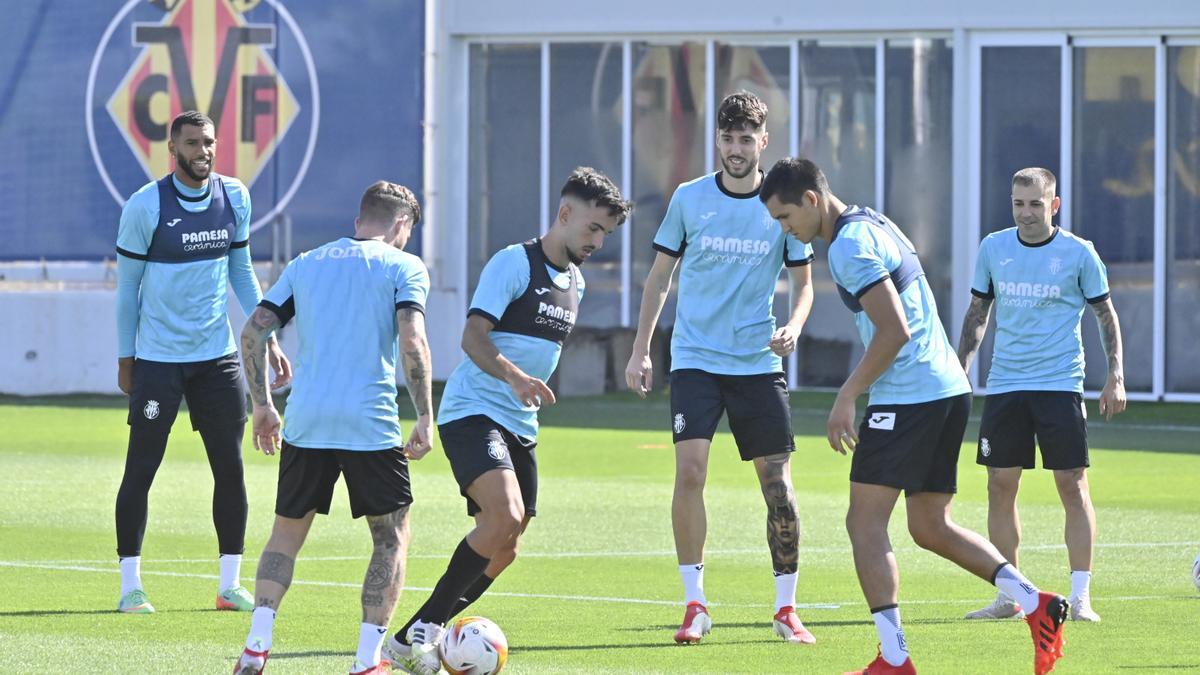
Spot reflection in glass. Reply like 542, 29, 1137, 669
793, 42, 876, 386
1167, 47, 1200, 391
629, 42, 707, 322
1073, 47, 1154, 392
467, 44, 541, 296
885, 38, 954, 327
550, 43, 624, 327
976, 46, 1061, 386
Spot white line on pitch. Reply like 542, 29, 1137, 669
0, 561, 1194, 611
21, 540, 1199, 566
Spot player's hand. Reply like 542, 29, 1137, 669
508, 373, 556, 408
1099, 374, 1126, 421
251, 404, 282, 455
827, 391, 859, 455
117, 357, 134, 395
625, 351, 653, 398
267, 338, 293, 389
404, 413, 434, 460
768, 325, 801, 357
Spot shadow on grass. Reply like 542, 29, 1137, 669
0, 608, 221, 617
624, 618, 963, 632
267, 650, 353, 660
512, 639, 777, 653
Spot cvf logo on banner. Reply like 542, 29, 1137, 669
87, 0, 320, 234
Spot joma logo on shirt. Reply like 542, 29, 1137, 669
181, 229, 230, 245
699, 235, 771, 255
537, 302, 576, 324
997, 281, 1062, 299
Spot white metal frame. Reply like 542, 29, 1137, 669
453, 30, 1200, 399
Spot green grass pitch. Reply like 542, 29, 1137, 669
0, 391, 1197, 673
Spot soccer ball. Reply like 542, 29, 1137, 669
440, 616, 508, 675
1192, 552, 1200, 593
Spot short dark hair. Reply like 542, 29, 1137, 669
560, 167, 633, 225
760, 157, 829, 205
1012, 167, 1057, 195
717, 91, 767, 132
359, 181, 421, 226
170, 111, 214, 139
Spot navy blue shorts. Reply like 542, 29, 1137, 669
977, 391, 1089, 470
127, 353, 246, 432
439, 415, 538, 517
668, 369, 795, 460
850, 393, 971, 495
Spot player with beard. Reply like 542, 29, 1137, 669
386, 168, 631, 675
624, 91, 817, 645
113, 111, 291, 614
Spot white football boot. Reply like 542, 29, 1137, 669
388, 620, 446, 675
964, 592, 1025, 620
1068, 593, 1101, 622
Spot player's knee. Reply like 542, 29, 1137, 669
674, 461, 707, 492
480, 503, 525, 542
987, 476, 1019, 503
1053, 470, 1090, 505
907, 517, 950, 551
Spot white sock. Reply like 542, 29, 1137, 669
355, 622, 388, 668
679, 563, 707, 606
246, 607, 276, 652
220, 554, 242, 592
773, 572, 797, 611
994, 563, 1040, 613
119, 556, 143, 596
1070, 570, 1092, 599
872, 606, 909, 667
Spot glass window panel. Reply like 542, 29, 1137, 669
467, 44, 541, 297
1073, 47, 1155, 392
885, 38, 954, 328
1167, 46, 1200, 392
629, 42, 707, 323
549, 42, 624, 328
794, 41, 876, 387
976, 46, 1062, 387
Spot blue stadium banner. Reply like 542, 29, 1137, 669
1, 0, 424, 260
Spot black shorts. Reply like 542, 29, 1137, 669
127, 353, 246, 432
977, 391, 1089, 470
275, 442, 412, 519
668, 369, 795, 460
439, 415, 538, 517
850, 393, 971, 495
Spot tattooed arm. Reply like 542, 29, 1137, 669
1090, 298, 1126, 420
397, 306, 434, 460
241, 307, 283, 455
957, 294, 994, 373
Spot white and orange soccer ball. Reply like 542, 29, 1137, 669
439, 616, 509, 675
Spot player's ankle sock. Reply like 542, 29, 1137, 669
119, 556, 143, 596
355, 622, 388, 667
219, 553, 242, 592
246, 607, 276, 651
418, 538, 490, 625
1070, 570, 1092, 598
773, 571, 797, 612
450, 573, 496, 617
871, 604, 909, 667
993, 563, 1040, 612
679, 562, 707, 606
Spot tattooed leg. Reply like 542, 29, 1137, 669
755, 453, 799, 575
362, 505, 412, 625
254, 512, 315, 610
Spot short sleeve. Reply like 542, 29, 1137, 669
468, 246, 530, 324
1079, 242, 1110, 303
115, 192, 156, 259
260, 259, 297, 326
784, 234, 814, 267
395, 257, 431, 311
651, 189, 686, 257
971, 238, 994, 299
829, 228, 890, 298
